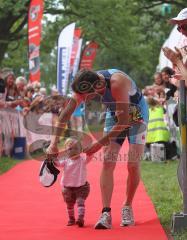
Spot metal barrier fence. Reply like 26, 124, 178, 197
0, 108, 52, 157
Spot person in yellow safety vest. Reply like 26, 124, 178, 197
146, 97, 170, 144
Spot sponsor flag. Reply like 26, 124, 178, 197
79, 41, 99, 70
28, 0, 44, 82
68, 28, 81, 92
73, 38, 83, 77
57, 23, 75, 95
70, 28, 81, 76
68, 38, 83, 94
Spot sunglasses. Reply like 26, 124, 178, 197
77, 80, 106, 93
177, 24, 187, 32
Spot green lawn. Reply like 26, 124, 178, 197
141, 160, 187, 240
1, 156, 187, 239
0, 156, 19, 175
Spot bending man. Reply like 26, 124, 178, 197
47, 69, 149, 229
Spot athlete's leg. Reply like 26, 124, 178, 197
95, 141, 122, 229
124, 143, 144, 206
121, 117, 147, 226
100, 141, 121, 208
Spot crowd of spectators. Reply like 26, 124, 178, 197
0, 65, 181, 160
0, 68, 59, 111
0, 68, 62, 156
141, 7, 187, 161
142, 66, 179, 160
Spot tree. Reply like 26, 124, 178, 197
1, 0, 187, 87
0, 0, 65, 65
0, 0, 30, 64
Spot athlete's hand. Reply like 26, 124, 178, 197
45, 143, 59, 160
83, 141, 103, 155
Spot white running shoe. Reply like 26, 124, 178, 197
120, 206, 135, 226
95, 212, 112, 229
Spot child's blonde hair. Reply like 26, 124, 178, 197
64, 137, 82, 150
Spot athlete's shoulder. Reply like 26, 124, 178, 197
110, 71, 131, 90
108, 69, 122, 74
97, 69, 121, 73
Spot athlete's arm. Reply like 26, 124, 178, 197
46, 93, 82, 154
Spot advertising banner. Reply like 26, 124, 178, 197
28, 0, 44, 82
79, 41, 99, 70
57, 23, 75, 95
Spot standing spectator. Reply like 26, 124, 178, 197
153, 72, 165, 88
161, 67, 177, 99
0, 71, 6, 103
1, 71, 28, 109
40, 87, 47, 97
24, 86, 35, 104
146, 97, 171, 159
170, 8, 187, 64
163, 8, 187, 86
4, 72, 18, 101
162, 9, 187, 159
51, 86, 59, 96
32, 81, 41, 98
15, 76, 27, 98
142, 85, 156, 100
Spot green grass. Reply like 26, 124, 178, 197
0, 156, 20, 174
141, 160, 187, 240
1, 155, 187, 239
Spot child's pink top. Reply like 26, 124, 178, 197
56, 155, 89, 187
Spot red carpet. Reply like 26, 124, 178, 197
0, 146, 168, 240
